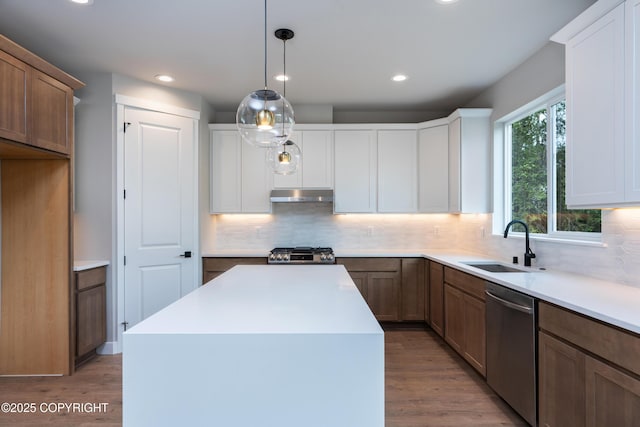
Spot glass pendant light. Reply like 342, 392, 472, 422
267, 28, 302, 175
236, 0, 294, 148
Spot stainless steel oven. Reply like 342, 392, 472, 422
485, 281, 537, 426
268, 247, 335, 264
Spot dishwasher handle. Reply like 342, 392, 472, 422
485, 290, 534, 314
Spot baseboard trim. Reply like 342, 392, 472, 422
97, 341, 120, 355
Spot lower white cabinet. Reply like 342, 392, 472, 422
377, 130, 417, 213
334, 130, 377, 213
210, 128, 272, 213
273, 129, 333, 189
418, 121, 449, 213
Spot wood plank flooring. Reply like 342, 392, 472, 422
0, 328, 527, 426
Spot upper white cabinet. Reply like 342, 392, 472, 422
273, 128, 334, 189
418, 120, 449, 213
552, 0, 640, 207
334, 130, 377, 213
377, 130, 417, 213
447, 109, 492, 213
210, 127, 272, 213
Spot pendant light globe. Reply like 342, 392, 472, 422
236, 89, 294, 148
267, 140, 301, 175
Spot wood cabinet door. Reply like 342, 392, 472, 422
0, 50, 29, 144
429, 262, 444, 337
348, 271, 368, 300
538, 332, 586, 427
30, 69, 72, 155
76, 285, 106, 357
366, 271, 400, 321
585, 355, 640, 427
444, 284, 464, 354
400, 258, 425, 321
463, 294, 486, 376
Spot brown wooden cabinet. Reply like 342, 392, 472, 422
337, 258, 402, 322
0, 36, 78, 156
443, 266, 486, 376
401, 258, 425, 321
75, 266, 107, 366
0, 35, 83, 376
202, 257, 267, 284
539, 301, 640, 427
428, 261, 445, 336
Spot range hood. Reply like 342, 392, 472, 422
270, 189, 334, 203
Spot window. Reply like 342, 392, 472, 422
503, 92, 601, 240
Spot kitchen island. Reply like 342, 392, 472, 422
123, 265, 384, 427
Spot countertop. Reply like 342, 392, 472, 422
202, 249, 640, 335
73, 260, 110, 272
126, 264, 383, 335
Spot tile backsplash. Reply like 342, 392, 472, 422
206, 205, 640, 288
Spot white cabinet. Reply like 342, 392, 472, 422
334, 130, 377, 213
418, 121, 449, 213
447, 109, 492, 213
553, 0, 640, 207
273, 129, 334, 189
210, 128, 272, 213
377, 130, 417, 213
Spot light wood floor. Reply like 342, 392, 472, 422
0, 328, 527, 426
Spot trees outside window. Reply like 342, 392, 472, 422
506, 98, 601, 237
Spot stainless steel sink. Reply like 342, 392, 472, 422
462, 262, 528, 273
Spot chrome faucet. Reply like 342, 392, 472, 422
504, 219, 536, 267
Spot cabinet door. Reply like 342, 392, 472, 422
0, 50, 29, 144
377, 130, 417, 213
349, 271, 368, 300
429, 261, 444, 337
448, 118, 462, 213
538, 332, 586, 427
210, 130, 242, 213
463, 294, 486, 376
444, 284, 464, 354
334, 130, 377, 213
366, 271, 400, 321
30, 69, 72, 155
241, 143, 272, 213
418, 125, 448, 212
565, 3, 626, 207
302, 130, 333, 188
585, 355, 640, 427
273, 130, 303, 189
400, 258, 425, 321
76, 285, 106, 357
627, 0, 640, 202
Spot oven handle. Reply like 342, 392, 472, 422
485, 290, 534, 314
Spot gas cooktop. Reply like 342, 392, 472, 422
268, 247, 335, 264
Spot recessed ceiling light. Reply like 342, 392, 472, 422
275, 74, 289, 82
70, 0, 93, 4
392, 74, 408, 82
155, 74, 175, 83
436, 0, 459, 4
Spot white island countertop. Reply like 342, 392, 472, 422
123, 265, 384, 427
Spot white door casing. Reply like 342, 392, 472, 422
116, 98, 199, 341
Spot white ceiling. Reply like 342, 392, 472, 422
0, 0, 595, 113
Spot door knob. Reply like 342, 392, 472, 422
180, 251, 192, 258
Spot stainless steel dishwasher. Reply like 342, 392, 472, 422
485, 282, 537, 426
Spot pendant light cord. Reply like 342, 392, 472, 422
263, 0, 268, 91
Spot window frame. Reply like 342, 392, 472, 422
494, 85, 602, 244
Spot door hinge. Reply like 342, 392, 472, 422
123, 189, 126, 199
124, 122, 131, 133
122, 321, 129, 331
124, 255, 127, 266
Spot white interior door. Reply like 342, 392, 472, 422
123, 107, 196, 329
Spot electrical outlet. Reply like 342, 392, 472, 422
433, 226, 440, 236
367, 226, 374, 237
479, 226, 485, 238
255, 226, 262, 238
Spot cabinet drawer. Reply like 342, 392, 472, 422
75, 267, 106, 291
539, 302, 640, 377
444, 266, 485, 301
337, 257, 401, 272
203, 257, 266, 272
